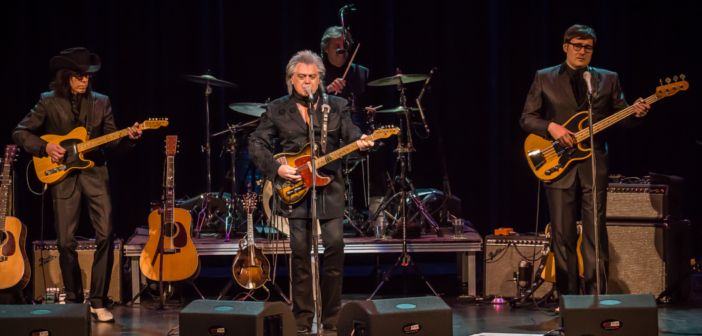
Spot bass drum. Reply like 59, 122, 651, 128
262, 179, 321, 237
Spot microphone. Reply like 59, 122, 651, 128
304, 86, 314, 98
517, 260, 532, 290
583, 71, 594, 95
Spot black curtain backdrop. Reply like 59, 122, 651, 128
3, 0, 700, 256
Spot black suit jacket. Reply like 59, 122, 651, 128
13, 91, 132, 198
520, 63, 637, 189
249, 94, 363, 219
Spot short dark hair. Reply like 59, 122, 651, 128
564, 24, 597, 45
50, 69, 92, 98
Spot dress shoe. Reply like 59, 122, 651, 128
90, 307, 115, 322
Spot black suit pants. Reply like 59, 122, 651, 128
52, 176, 114, 308
545, 173, 608, 296
289, 217, 344, 328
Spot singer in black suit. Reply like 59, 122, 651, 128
13, 48, 142, 322
249, 50, 373, 333
520, 25, 649, 297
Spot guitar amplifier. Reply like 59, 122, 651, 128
484, 235, 554, 298
32, 239, 123, 303
606, 182, 683, 221
606, 220, 691, 303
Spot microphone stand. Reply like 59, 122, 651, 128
586, 90, 601, 297
307, 93, 323, 335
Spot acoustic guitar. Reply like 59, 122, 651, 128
274, 127, 399, 204
232, 191, 270, 290
0, 145, 31, 293
34, 119, 169, 184
525, 76, 688, 181
140, 136, 199, 282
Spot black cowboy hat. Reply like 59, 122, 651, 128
49, 47, 101, 74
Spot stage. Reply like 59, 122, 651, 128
124, 230, 483, 303
88, 293, 702, 335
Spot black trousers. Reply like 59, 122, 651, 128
289, 217, 344, 328
52, 178, 114, 308
545, 174, 608, 296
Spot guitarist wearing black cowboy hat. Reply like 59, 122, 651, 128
13, 47, 142, 322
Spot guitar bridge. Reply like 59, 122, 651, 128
163, 249, 180, 254
0, 256, 7, 262
45, 165, 67, 176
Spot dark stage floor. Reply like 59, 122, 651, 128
89, 294, 702, 336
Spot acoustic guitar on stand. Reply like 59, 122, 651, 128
274, 126, 399, 204
524, 76, 688, 181
33, 119, 169, 184
140, 135, 199, 282
0, 145, 31, 293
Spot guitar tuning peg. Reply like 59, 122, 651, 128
673, 76, 678, 82
665, 77, 671, 84
681, 74, 686, 81
660, 79, 663, 86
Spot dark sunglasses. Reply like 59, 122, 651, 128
72, 73, 93, 81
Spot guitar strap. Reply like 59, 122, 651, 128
320, 93, 330, 154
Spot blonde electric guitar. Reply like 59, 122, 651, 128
34, 119, 169, 184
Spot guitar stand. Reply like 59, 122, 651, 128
216, 279, 291, 304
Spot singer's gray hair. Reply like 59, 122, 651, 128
320, 26, 344, 56
285, 50, 326, 95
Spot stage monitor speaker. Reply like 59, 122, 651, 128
484, 235, 554, 298
607, 221, 691, 303
179, 300, 296, 336
337, 296, 452, 336
33, 239, 123, 303
560, 294, 658, 336
0, 303, 90, 336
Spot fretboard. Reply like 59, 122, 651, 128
573, 94, 659, 143
76, 126, 141, 153
0, 161, 11, 231
164, 156, 174, 224
315, 138, 367, 168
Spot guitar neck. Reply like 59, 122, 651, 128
76, 126, 142, 153
247, 213, 255, 262
0, 160, 10, 231
164, 155, 175, 224
315, 136, 370, 169
573, 94, 659, 143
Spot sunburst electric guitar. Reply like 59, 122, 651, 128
232, 191, 270, 290
34, 119, 169, 184
274, 127, 399, 204
525, 76, 688, 181
0, 145, 31, 293
140, 136, 199, 282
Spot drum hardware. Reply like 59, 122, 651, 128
184, 72, 239, 234
376, 106, 419, 113
342, 155, 366, 237
367, 69, 440, 300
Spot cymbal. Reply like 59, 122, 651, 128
367, 74, 429, 87
377, 106, 419, 113
228, 103, 267, 117
184, 74, 239, 88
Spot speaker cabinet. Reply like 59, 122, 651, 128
180, 300, 296, 336
607, 221, 690, 302
560, 294, 658, 336
484, 235, 554, 298
337, 297, 452, 336
0, 303, 90, 336
33, 239, 123, 303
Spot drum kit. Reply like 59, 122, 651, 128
180, 70, 439, 240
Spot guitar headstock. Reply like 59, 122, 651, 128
3, 144, 19, 162
139, 118, 170, 130
244, 191, 258, 215
371, 126, 400, 140
165, 135, 178, 156
655, 74, 689, 99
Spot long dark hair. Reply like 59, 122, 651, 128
50, 69, 92, 98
